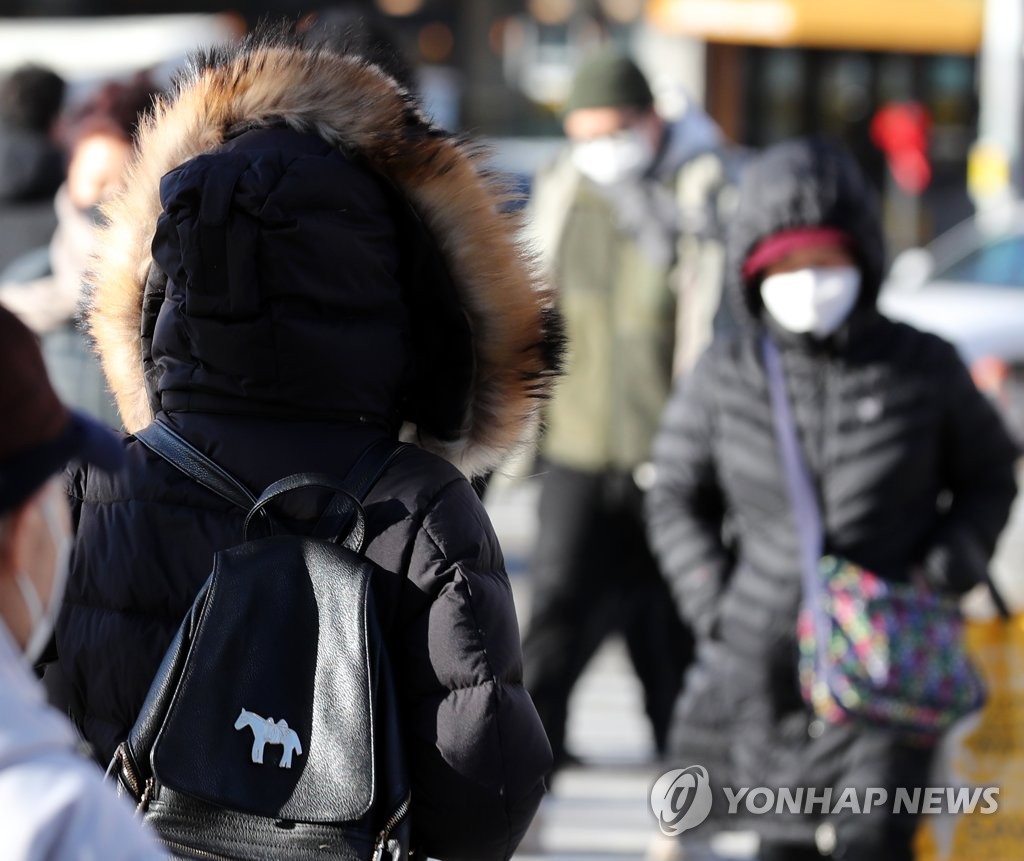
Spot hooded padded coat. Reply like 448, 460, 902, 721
55, 37, 561, 861
645, 137, 1019, 845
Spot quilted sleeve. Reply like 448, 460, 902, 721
396, 478, 551, 861
922, 340, 1020, 594
646, 349, 732, 638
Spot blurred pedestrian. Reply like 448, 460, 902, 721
646, 136, 1018, 860
520, 48, 736, 770
0, 64, 66, 274
53, 30, 560, 860
0, 303, 164, 859
0, 72, 160, 427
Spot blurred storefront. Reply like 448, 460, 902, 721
5, 0, 1014, 247
647, 0, 986, 247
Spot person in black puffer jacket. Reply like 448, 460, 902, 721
53, 33, 562, 861
646, 136, 1019, 860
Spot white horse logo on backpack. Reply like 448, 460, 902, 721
234, 708, 303, 768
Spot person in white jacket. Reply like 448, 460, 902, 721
0, 302, 165, 860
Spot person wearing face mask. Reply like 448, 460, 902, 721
519, 49, 738, 773
645, 136, 1019, 859
0, 71, 161, 428
0, 303, 166, 859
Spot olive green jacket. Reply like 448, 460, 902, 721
525, 124, 734, 473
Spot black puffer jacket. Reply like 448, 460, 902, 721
56, 39, 561, 861
64, 418, 547, 860
646, 138, 1018, 841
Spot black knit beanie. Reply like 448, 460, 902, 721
564, 50, 653, 114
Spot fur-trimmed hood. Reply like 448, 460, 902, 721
86, 34, 562, 477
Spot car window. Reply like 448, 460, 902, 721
937, 236, 1024, 287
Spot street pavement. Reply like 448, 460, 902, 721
508, 629, 758, 861
486, 480, 759, 861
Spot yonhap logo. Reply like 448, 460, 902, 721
650, 765, 714, 836
651, 764, 1000, 829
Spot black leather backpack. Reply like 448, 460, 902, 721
107, 420, 412, 860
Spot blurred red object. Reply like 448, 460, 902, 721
870, 102, 933, 195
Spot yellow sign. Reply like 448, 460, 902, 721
968, 143, 1013, 202
646, 0, 983, 54
916, 617, 1024, 860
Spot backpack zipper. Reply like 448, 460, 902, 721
138, 777, 155, 814
372, 792, 412, 861
109, 743, 139, 796
109, 741, 152, 813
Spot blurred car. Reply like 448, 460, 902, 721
879, 203, 1024, 438
879, 202, 1024, 614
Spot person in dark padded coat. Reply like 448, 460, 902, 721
53, 32, 562, 861
646, 136, 1018, 861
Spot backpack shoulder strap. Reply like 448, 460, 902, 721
342, 437, 410, 503
134, 420, 257, 510
135, 419, 409, 539
301, 439, 410, 546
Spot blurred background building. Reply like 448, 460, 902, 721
2, 0, 1018, 254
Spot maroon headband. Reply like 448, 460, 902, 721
742, 227, 853, 282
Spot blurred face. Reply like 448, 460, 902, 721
759, 243, 862, 338
563, 105, 652, 141
66, 131, 132, 210
0, 478, 71, 654
564, 105, 664, 186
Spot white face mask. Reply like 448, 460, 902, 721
760, 266, 862, 338
571, 128, 655, 185
15, 493, 71, 665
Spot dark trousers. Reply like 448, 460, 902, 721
522, 462, 694, 764
760, 740, 930, 861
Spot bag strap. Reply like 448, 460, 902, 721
988, 573, 1013, 619
340, 436, 409, 502
765, 331, 843, 700
762, 335, 824, 597
135, 420, 407, 547
762, 335, 834, 679
242, 439, 408, 549
135, 420, 257, 510
314, 437, 408, 546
